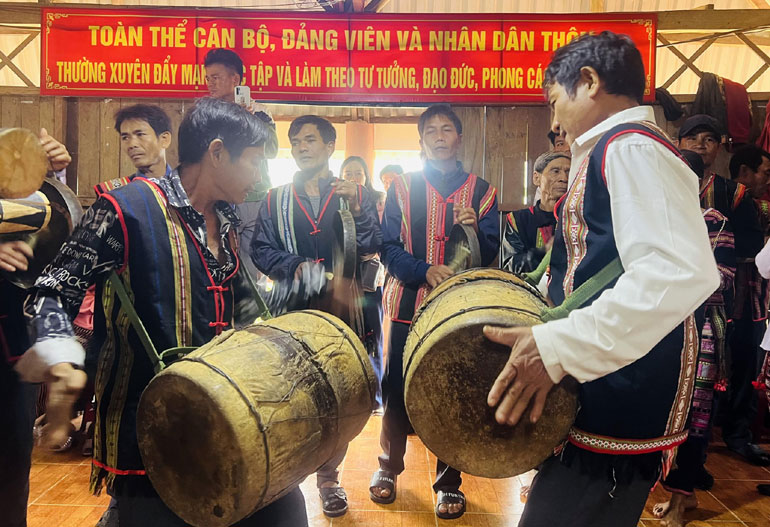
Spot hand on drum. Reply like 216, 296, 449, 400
483, 326, 555, 426
426, 264, 454, 288
0, 240, 33, 272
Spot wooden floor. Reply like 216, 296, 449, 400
26, 416, 770, 527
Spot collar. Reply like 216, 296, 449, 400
155, 169, 240, 228
132, 163, 172, 181
292, 170, 335, 196
571, 105, 655, 155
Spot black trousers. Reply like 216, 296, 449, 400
117, 487, 308, 527
378, 321, 461, 492
519, 454, 656, 527
0, 362, 39, 527
722, 316, 767, 450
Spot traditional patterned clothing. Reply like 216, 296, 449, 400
522, 107, 719, 527
502, 201, 556, 273
379, 160, 498, 493
663, 209, 735, 496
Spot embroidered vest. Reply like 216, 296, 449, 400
266, 180, 357, 272
383, 171, 495, 323
90, 178, 239, 493
549, 123, 698, 456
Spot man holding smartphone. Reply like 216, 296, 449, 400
204, 48, 279, 280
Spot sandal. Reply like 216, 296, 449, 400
369, 469, 397, 504
319, 486, 348, 518
435, 489, 466, 520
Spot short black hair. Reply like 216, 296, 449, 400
418, 104, 463, 137
729, 144, 770, 180
288, 115, 337, 144
178, 97, 268, 165
114, 104, 171, 136
544, 31, 646, 104
204, 48, 244, 82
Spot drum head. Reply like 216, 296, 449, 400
445, 223, 481, 271
0, 128, 48, 199
404, 268, 578, 478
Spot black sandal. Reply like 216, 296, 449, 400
435, 489, 466, 520
319, 486, 348, 518
369, 469, 397, 504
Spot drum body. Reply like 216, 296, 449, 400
137, 310, 377, 527
403, 268, 578, 478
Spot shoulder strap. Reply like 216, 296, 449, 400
107, 271, 194, 374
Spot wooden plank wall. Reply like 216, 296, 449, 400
65, 98, 188, 205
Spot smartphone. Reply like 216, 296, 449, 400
234, 85, 251, 106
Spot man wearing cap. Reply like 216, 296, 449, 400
678, 114, 768, 468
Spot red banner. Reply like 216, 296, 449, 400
41, 8, 656, 104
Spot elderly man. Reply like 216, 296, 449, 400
503, 151, 569, 274
484, 32, 719, 527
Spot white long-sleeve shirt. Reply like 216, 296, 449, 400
756, 240, 770, 350
533, 105, 720, 384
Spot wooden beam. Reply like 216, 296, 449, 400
658, 9, 770, 31
364, 0, 391, 13
748, 0, 770, 9
659, 31, 770, 47
658, 34, 714, 89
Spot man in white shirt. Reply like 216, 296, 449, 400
484, 32, 720, 527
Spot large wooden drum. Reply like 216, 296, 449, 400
136, 310, 377, 527
403, 268, 578, 479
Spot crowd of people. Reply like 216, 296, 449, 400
1, 32, 770, 527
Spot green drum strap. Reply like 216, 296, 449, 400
522, 249, 551, 287
541, 257, 624, 322
108, 271, 168, 374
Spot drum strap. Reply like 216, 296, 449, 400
539, 254, 624, 322
108, 271, 195, 374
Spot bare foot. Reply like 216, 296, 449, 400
653, 492, 698, 527
520, 485, 531, 503
437, 502, 463, 515
371, 486, 390, 499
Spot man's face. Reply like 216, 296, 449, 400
119, 118, 170, 170
342, 160, 367, 186
738, 157, 770, 198
535, 157, 570, 199
205, 63, 241, 101
380, 171, 397, 191
548, 81, 594, 146
216, 145, 265, 204
678, 131, 720, 169
290, 123, 334, 173
420, 114, 462, 163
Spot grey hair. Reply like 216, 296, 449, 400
533, 151, 571, 174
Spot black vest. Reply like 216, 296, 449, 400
549, 123, 697, 455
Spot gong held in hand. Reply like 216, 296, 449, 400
0, 128, 48, 199
403, 230, 578, 479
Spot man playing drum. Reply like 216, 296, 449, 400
484, 32, 720, 527
371, 104, 499, 520
16, 98, 307, 527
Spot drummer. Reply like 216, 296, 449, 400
250, 114, 381, 518
484, 32, 719, 527
0, 130, 71, 527
502, 151, 570, 274
16, 97, 305, 527
371, 104, 499, 520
